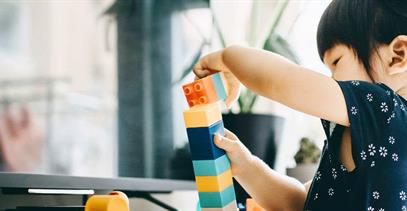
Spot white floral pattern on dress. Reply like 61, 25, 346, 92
332, 168, 337, 179
381, 102, 389, 113
367, 93, 374, 102
373, 191, 380, 199
392, 153, 399, 162
361, 151, 367, 160
328, 188, 334, 196
389, 136, 396, 145
371, 161, 376, 167
400, 191, 406, 200
379, 147, 388, 157
352, 80, 360, 86
368, 206, 374, 211
368, 144, 376, 156
351, 106, 358, 115
315, 171, 321, 181
387, 112, 396, 124
402, 205, 407, 211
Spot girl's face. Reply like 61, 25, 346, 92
323, 44, 373, 82
323, 36, 407, 96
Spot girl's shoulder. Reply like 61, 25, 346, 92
336, 80, 406, 125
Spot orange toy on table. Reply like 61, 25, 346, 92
85, 191, 129, 211
246, 198, 266, 211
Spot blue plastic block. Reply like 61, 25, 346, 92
211, 74, 227, 101
192, 154, 231, 176
187, 120, 226, 160
198, 185, 236, 208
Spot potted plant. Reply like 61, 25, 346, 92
286, 137, 321, 183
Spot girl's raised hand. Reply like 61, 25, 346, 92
193, 49, 241, 108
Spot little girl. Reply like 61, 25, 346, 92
193, 0, 407, 210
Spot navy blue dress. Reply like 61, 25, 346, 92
304, 81, 407, 211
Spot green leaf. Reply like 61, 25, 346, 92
257, 0, 290, 48
238, 89, 257, 113
263, 34, 299, 64
237, 0, 292, 113
237, 96, 244, 113
246, 93, 258, 112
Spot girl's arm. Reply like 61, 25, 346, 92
195, 45, 349, 126
214, 130, 309, 211
236, 156, 308, 210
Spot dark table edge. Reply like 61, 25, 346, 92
0, 173, 196, 192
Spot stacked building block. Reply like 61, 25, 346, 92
182, 73, 238, 211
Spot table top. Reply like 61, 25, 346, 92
0, 172, 195, 193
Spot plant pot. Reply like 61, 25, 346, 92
222, 113, 284, 204
286, 164, 318, 183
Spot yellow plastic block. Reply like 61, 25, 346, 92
183, 102, 222, 128
195, 168, 233, 192
201, 200, 238, 211
85, 191, 129, 211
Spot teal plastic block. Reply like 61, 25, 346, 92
198, 185, 236, 208
192, 154, 231, 176
211, 73, 227, 101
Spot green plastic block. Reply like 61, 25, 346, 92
198, 185, 236, 208
192, 155, 231, 176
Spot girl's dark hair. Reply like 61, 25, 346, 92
317, 0, 407, 72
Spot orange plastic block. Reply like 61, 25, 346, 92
183, 76, 218, 107
246, 198, 265, 211
195, 168, 233, 192
85, 191, 129, 211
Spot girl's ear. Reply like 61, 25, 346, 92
388, 35, 407, 75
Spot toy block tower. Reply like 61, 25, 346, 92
182, 73, 238, 211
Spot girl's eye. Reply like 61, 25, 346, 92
332, 57, 342, 66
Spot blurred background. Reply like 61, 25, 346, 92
0, 0, 331, 201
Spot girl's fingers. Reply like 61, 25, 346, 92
193, 68, 219, 79
193, 63, 211, 79
214, 133, 238, 152
224, 129, 239, 141
194, 68, 228, 82
193, 51, 224, 79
